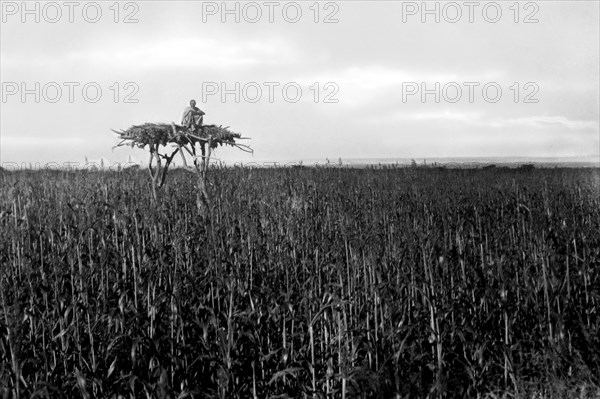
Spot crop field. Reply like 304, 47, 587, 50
0, 166, 599, 398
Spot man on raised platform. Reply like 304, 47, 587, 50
181, 99, 205, 132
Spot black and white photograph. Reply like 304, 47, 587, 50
1, 1, 599, 397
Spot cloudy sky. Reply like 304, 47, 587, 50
1, 0, 598, 167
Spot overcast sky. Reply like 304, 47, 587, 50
1, 0, 598, 166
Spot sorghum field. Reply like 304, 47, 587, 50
1, 166, 599, 398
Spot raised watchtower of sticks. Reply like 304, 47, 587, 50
113, 123, 252, 212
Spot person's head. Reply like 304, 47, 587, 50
189, 99, 196, 107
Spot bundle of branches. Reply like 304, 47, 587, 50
113, 123, 252, 153
195, 125, 246, 150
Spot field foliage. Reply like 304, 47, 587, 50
1, 167, 599, 398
